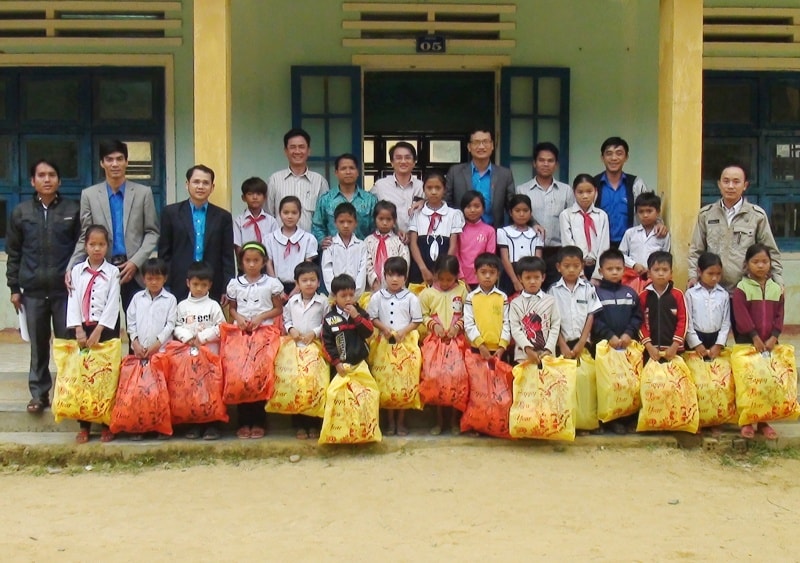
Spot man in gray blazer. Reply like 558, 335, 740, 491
70, 139, 160, 312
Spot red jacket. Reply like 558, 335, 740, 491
639, 282, 686, 348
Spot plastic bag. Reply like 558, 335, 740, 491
595, 340, 644, 422
419, 334, 468, 411
683, 351, 736, 427
267, 337, 329, 417
319, 361, 382, 444
368, 331, 422, 409
220, 323, 281, 404
153, 341, 229, 425
509, 356, 577, 441
636, 356, 699, 433
731, 344, 800, 426
110, 355, 172, 435
53, 338, 121, 425
575, 351, 599, 431
622, 267, 647, 294
460, 352, 514, 438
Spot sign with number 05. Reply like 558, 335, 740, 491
416, 35, 446, 53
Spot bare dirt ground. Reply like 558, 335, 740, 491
1, 446, 799, 562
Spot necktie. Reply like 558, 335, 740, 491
579, 210, 597, 252
427, 211, 442, 235
284, 239, 300, 258
244, 214, 266, 242
82, 267, 106, 323
374, 233, 389, 283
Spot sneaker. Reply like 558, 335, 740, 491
185, 427, 202, 440
203, 427, 220, 441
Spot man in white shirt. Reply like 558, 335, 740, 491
370, 141, 424, 234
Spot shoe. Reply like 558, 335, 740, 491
130, 433, 144, 441
185, 427, 202, 440
308, 428, 319, 440
100, 429, 115, 443
27, 399, 45, 414
430, 425, 442, 436
157, 433, 171, 440
236, 426, 252, 439
295, 429, 308, 440
75, 429, 90, 444
612, 422, 627, 435
203, 427, 220, 441
249, 426, 265, 439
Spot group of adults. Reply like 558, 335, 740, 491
7, 127, 783, 414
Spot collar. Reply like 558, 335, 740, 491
520, 290, 544, 298
570, 203, 596, 213
187, 293, 210, 303
421, 203, 448, 216
503, 225, 535, 238
191, 201, 209, 212
283, 167, 309, 179
532, 178, 559, 192
235, 274, 269, 287
598, 278, 623, 290
332, 233, 361, 247
739, 276, 773, 289
721, 198, 743, 214
244, 209, 269, 220
553, 277, 589, 290
106, 182, 126, 197
600, 172, 626, 188
471, 161, 492, 177
373, 230, 394, 238
472, 285, 504, 297
290, 292, 325, 305
335, 305, 350, 319
688, 282, 726, 295
81, 259, 112, 273
36, 192, 60, 207
645, 281, 674, 295
273, 228, 305, 245
143, 288, 169, 300
333, 186, 364, 200
390, 173, 417, 189
379, 288, 410, 299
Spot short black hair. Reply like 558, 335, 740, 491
84, 224, 109, 244
634, 192, 661, 212
515, 256, 546, 277
474, 252, 501, 272
331, 273, 356, 294
186, 164, 215, 183
383, 256, 408, 278
29, 159, 61, 180
468, 127, 494, 142
460, 190, 485, 212
533, 141, 559, 161
99, 139, 128, 160
187, 261, 214, 282
284, 128, 311, 148
598, 248, 625, 267
141, 257, 168, 277
720, 162, 748, 181
294, 261, 320, 282
389, 141, 417, 161
241, 177, 267, 196
557, 245, 584, 263
601, 137, 629, 155
647, 251, 673, 269
335, 153, 359, 169
334, 202, 357, 220
373, 200, 397, 220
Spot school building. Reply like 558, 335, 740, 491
0, 0, 797, 326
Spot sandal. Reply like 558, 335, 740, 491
203, 427, 220, 441
185, 427, 202, 440
75, 429, 90, 444
130, 433, 144, 441
100, 429, 115, 443
236, 426, 252, 439
308, 428, 319, 440
759, 423, 778, 440
740, 425, 756, 439
249, 426, 265, 439
295, 429, 308, 440
26, 399, 45, 414
397, 427, 409, 437
429, 425, 442, 436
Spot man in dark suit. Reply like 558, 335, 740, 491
158, 165, 235, 303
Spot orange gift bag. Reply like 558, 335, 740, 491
460, 352, 514, 438
419, 334, 469, 411
110, 355, 172, 435
220, 323, 281, 404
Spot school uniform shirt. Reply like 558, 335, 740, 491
639, 282, 686, 349
509, 290, 561, 362
548, 277, 602, 342
684, 283, 731, 349
367, 288, 422, 330
266, 167, 329, 232
463, 286, 510, 351
173, 294, 226, 354
408, 203, 465, 258
515, 178, 574, 247
496, 225, 544, 263
618, 224, 671, 269
283, 292, 330, 340
233, 209, 279, 247
370, 174, 424, 233
321, 234, 368, 297
419, 282, 468, 332
225, 274, 284, 327
321, 304, 374, 366
126, 287, 178, 350
458, 220, 497, 285
592, 278, 642, 342
364, 231, 409, 287
558, 204, 610, 265
66, 259, 121, 329
264, 227, 318, 284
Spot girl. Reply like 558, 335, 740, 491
419, 255, 468, 435
457, 190, 496, 289
365, 200, 410, 292
559, 174, 610, 280
497, 194, 543, 295
265, 195, 319, 298
226, 241, 284, 439
66, 224, 120, 444
732, 244, 784, 440
685, 252, 730, 360
408, 172, 465, 285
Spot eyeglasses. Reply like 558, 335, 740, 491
470, 139, 493, 147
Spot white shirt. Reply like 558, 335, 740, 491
496, 225, 544, 263
722, 198, 743, 226
364, 231, 410, 287
67, 259, 120, 329
173, 294, 226, 354
233, 209, 279, 247
618, 224, 671, 269
283, 292, 330, 340
126, 288, 177, 350
367, 288, 422, 329
264, 227, 318, 284
684, 283, 731, 348
321, 234, 368, 296
408, 203, 465, 237
548, 277, 602, 342
515, 178, 574, 246
225, 274, 284, 326
370, 174, 424, 233
266, 167, 329, 232
558, 204, 610, 264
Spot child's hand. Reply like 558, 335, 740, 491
335, 363, 347, 376
381, 327, 393, 340
86, 331, 101, 349
608, 336, 621, 349
645, 343, 661, 362
289, 329, 301, 343
525, 348, 540, 365
478, 344, 492, 360
572, 342, 585, 359
433, 324, 446, 338
619, 334, 632, 348
301, 332, 316, 345
694, 344, 708, 358
446, 325, 460, 340
344, 304, 360, 319
145, 341, 161, 358
753, 336, 766, 353
394, 328, 407, 343
559, 342, 573, 359
664, 342, 679, 361
708, 344, 722, 359
493, 347, 506, 360
131, 338, 146, 358
764, 336, 778, 351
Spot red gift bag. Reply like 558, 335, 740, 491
622, 267, 648, 294
460, 352, 513, 438
220, 323, 281, 404
110, 355, 172, 435
419, 334, 468, 411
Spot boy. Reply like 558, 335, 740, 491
321, 202, 368, 296
367, 257, 422, 436
639, 251, 686, 363
464, 252, 510, 360
548, 246, 601, 360
618, 192, 671, 275
127, 258, 177, 358
322, 274, 374, 376
592, 249, 643, 350
283, 262, 330, 439
509, 256, 561, 365
233, 177, 279, 255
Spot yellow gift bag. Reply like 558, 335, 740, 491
595, 340, 643, 422
53, 338, 122, 425
575, 351, 599, 431
636, 356, 699, 433
319, 361, 382, 444
683, 351, 736, 427
731, 344, 800, 426
367, 330, 422, 409
509, 356, 577, 441
267, 337, 329, 418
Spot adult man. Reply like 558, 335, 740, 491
7, 160, 80, 414
370, 141, 424, 233
70, 139, 159, 312
688, 163, 782, 290
266, 128, 329, 232
158, 165, 235, 302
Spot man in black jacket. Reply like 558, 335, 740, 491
6, 159, 80, 413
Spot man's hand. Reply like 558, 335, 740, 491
119, 261, 138, 284
633, 263, 647, 274
10, 293, 22, 313
64, 270, 73, 292
653, 222, 669, 238
320, 236, 333, 250
533, 224, 546, 239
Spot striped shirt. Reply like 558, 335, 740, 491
370, 174, 424, 233
515, 178, 574, 246
266, 167, 329, 232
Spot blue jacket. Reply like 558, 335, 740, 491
592, 279, 642, 341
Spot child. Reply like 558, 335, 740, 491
321, 202, 368, 296
685, 252, 730, 360
367, 257, 422, 436
233, 177, 279, 255
419, 255, 468, 434
173, 261, 226, 440
463, 252, 510, 360
509, 256, 560, 365
283, 262, 330, 439
408, 172, 464, 285
639, 251, 686, 364
321, 274, 374, 375
548, 246, 602, 360
265, 195, 318, 298
458, 191, 496, 289
732, 243, 784, 440
364, 200, 409, 292
226, 242, 284, 439
619, 192, 671, 281
66, 224, 120, 444
498, 194, 543, 295
559, 174, 610, 280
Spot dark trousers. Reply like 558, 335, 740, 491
120, 278, 142, 318
78, 322, 120, 430
695, 330, 720, 350
542, 246, 561, 291
24, 293, 69, 401
238, 401, 266, 427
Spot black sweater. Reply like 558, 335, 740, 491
321, 305, 374, 366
